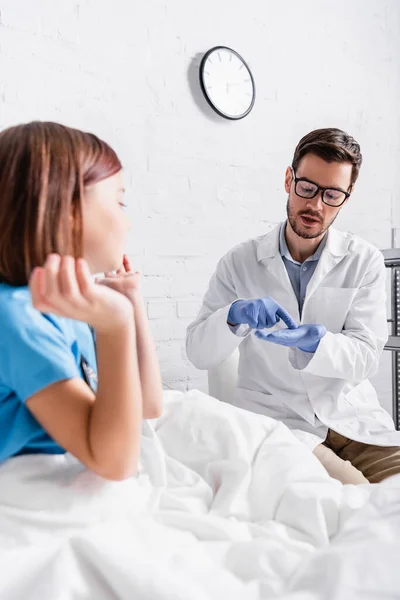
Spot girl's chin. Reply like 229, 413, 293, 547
94, 259, 122, 275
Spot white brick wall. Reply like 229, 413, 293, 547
0, 0, 399, 410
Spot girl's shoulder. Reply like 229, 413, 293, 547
0, 284, 94, 404
0, 283, 74, 340
0, 282, 94, 371
0, 284, 33, 325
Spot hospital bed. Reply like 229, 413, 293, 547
209, 248, 400, 430
2, 253, 400, 599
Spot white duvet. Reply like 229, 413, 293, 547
0, 390, 399, 600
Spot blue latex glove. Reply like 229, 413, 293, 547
255, 324, 327, 353
228, 297, 297, 330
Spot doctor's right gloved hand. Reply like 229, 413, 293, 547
255, 323, 327, 352
227, 297, 297, 330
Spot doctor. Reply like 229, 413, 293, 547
186, 128, 400, 485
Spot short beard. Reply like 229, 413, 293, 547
286, 197, 337, 240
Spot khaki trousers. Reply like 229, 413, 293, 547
313, 429, 400, 485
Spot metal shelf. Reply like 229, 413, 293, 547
381, 248, 400, 267
382, 248, 400, 430
385, 336, 400, 351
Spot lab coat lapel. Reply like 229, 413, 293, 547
256, 224, 300, 322
304, 227, 350, 301
264, 252, 289, 286
257, 224, 290, 285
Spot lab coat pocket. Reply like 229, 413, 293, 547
312, 287, 357, 333
344, 380, 381, 411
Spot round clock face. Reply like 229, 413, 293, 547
199, 46, 255, 120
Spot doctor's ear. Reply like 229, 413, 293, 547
346, 184, 354, 201
284, 167, 293, 194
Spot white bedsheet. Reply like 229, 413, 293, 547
0, 390, 399, 599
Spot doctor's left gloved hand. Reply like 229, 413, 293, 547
255, 324, 327, 353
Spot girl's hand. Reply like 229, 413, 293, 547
95, 254, 142, 302
30, 254, 132, 333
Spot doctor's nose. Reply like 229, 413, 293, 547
305, 191, 324, 211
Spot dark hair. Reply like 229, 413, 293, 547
292, 128, 362, 186
0, 121, 122, 286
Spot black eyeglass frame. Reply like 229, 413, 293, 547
291, 167, 351, 207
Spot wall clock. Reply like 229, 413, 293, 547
199, 46, 256, 120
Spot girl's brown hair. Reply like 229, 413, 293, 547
0, 121, 122, 286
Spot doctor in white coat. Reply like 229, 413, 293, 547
186, 128, 400, 485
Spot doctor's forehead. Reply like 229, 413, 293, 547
296, 153, 353, 189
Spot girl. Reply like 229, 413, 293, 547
0, 121, 163, 481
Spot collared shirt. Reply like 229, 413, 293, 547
279, 222, 327, 317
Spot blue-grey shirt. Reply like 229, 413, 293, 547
279, 222, 327, 316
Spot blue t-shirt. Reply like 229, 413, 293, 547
0, 284, 97, 463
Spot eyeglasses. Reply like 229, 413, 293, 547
291, 168, 351, 207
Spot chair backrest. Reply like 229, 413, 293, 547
207, 349, 239, 404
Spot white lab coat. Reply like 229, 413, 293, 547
186, 223, 400, 449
